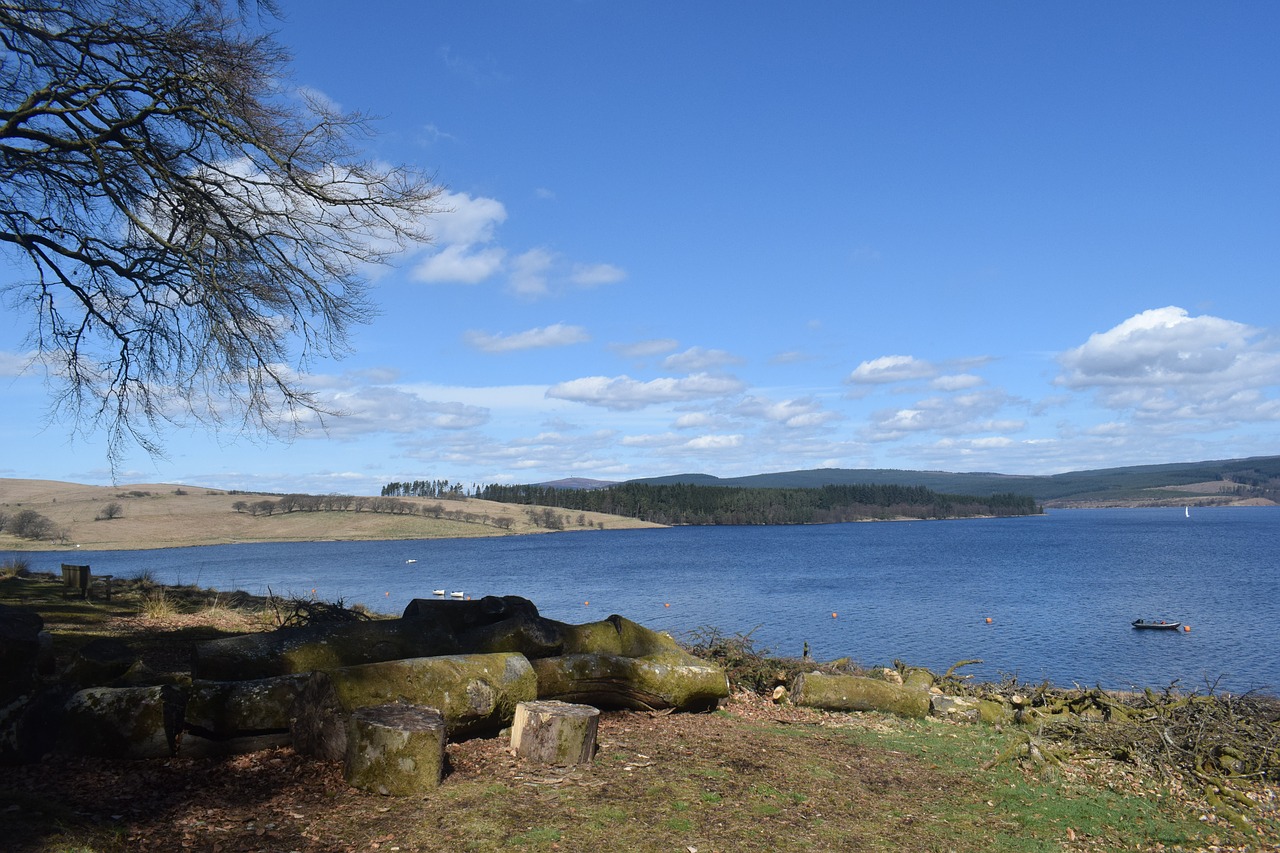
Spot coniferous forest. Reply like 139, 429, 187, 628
477, 482, 1041, 526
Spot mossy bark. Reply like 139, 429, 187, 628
59, 685, 186, 759
292, 652, 536, 760
344, 704, 446, 795
790, 672, 930, 719
180, 674, 309, 756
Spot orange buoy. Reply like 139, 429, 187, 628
985, 617, 993, 624
385, 591, 390, 597
1183, 624, 1191, 632
831, 612, 838, 619
664, 602, 670, 607
584, 601, 589, 606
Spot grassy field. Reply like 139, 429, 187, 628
1, 573, 1274, 852
0, 478, 661, 552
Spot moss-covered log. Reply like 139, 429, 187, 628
790, 672, 931, 719
58, 685, 185, 759
193, 596, 574, 681
532, 616, 728, 711
180, 674, 309, 757
291, 652, 536, 760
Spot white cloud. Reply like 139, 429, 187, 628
1057, 306, 1280, 424
411, 243, 505, 283
427, 191, 507, 245
685, 434, 743, 450
931, 373, 984, 391
312, 386, 491, 436
866, 390, 1023, 441
570, 263, 626, 287
465, 323, 590, 353
509, 247, 555, 297
662, 346, 745, 372
735, 395, 838, 429
546, 373, 746, 411
847, 354, 937, 384
0, 350, 37, 377
611, 339, 680, 360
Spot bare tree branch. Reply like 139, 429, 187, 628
1, 0, 443, 474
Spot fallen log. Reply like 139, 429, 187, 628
789, 672, 930, 719
532, 616, 729, 711
511, 700, 599, 766
291, 652, 536, 760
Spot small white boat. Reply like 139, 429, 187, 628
406, 559, 417, 564
450, 591, 465, 599
1185, 506, 1190, 518
432, 589, 445, 596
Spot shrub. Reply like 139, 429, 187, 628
140, 588, 176, 619
1, 557, 31, 578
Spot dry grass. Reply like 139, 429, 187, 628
0, 478, 660, 552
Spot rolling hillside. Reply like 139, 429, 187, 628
625, 455, 1280, 507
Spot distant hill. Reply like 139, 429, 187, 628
626, 455, 1280, 506
537, 478, 618, 490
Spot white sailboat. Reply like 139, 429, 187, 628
1185, 506, 1190, 518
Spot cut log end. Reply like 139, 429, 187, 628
511, 699, 600, 766
344, 704, 446, 796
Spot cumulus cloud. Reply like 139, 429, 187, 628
1057, 306, 1280, 423
735, 395, 838, 429
411, 243, 505, 283
931, 373, 984, 391
847, 354, 937, 384
509, 248, 555, 297
465, 323, 590, 353
662, 346, 745, 372
316, 386, 490, 437
865, 390, 1024, 442
546, 373, 746, 411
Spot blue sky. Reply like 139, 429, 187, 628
3, 1, 1279, 494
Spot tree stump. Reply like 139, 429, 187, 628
344, 704, 446, 796
510, 700, 599, 766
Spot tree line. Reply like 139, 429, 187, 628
477, 482, 1042, 525
231, 495, 514, 529
380, 480, 470, 499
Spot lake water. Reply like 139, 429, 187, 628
17, 507, 1278, 694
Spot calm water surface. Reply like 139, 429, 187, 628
18, 507, 1278, 693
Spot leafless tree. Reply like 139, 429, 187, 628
1, 0, 443, 471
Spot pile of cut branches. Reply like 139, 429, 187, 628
265, 592, 372, 629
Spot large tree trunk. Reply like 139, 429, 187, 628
533, 616, 729, 711
179, 674, 310, 757
291, 652, 536, 760
789, 672, 931, 719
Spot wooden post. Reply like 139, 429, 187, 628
344, 704, 446, 796
510, 700, 599, 766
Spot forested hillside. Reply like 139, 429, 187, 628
478, 482, 1041, 525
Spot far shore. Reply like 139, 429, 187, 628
0, 478, 662, 552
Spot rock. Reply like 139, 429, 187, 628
789, 672, 930, 719
510, 700, 599, 766
344, 704, 446, 795
291, 652, 536, 760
